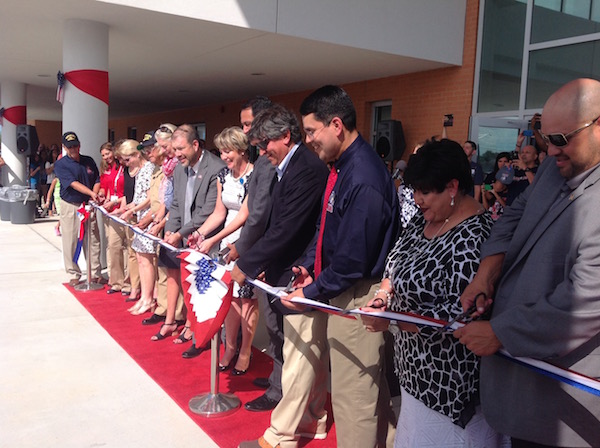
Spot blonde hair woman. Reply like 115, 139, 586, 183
187, 126, 258, 374
119, 139, 158, 315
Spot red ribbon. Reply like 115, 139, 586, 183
65, 70, 109, 105
1, 106, 26, 126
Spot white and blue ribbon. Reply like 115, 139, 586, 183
91, 202, 600, 398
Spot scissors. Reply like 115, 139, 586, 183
437, 292, 486, 333
270, 270, 298, 304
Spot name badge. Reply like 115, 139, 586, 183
326, 191, 335, 213
110, 195, 118, 202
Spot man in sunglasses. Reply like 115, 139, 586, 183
456, 78, 600, 447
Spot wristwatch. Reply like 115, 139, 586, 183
388, 320, 400, 335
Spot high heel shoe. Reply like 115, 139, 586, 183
131, 299, 156, 315
173, 326, 192, 344
219, 353, 238, 372
151, 322, 177, 341
231, 353, 252, 376
125, 290, 141, 303
127, 300, 141, 313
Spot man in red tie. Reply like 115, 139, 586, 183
283, 85, 400, 448
232, 104, 329, 448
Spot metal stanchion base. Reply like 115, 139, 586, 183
189, 392, 241, 418
74, 281, 104, 291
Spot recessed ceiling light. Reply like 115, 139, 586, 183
37, 74, 51, 78
251, 72, 266, 76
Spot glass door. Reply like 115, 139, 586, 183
470, 116, 533, 173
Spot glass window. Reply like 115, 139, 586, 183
526, 41, 600, 108
532, 0, 600, 43
478, 0, 527, 113
477, 126, 520, 173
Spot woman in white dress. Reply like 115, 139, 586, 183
120, 141, 158, 315
188, 126, 256, 375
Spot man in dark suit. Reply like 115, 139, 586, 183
162, 124, 225, 358
225, 96, 286, 410
456, 78, 600, 447
232, 104, 329, 448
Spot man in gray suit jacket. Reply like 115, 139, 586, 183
225, 96, 285, 411
162, 124, 225, 357
456, 78, 600, 447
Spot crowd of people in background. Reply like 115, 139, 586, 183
43, 80, 598, 448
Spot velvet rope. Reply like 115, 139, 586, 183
62, 69, 109, 105
1, 105, 26, 125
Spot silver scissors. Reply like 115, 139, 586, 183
437, 292, 485, 333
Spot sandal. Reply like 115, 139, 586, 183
173, 326, 192, 344
151, 322, 178, 341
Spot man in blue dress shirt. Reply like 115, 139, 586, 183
54, 132, 101, 286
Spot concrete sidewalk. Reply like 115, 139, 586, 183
0, 217, 218, 448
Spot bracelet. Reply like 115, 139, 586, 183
374, 288, 392, 308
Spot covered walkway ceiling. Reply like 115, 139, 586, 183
0, 0, 456, 121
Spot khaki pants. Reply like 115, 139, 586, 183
60, 200, 101, 280
328, 279, 396, 448
106, 218, 127, 290
263, 310, 329, 448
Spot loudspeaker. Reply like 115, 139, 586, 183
375, 120, 406, 162
16, 125, 39, 156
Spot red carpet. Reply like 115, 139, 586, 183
66, 283, 337, 448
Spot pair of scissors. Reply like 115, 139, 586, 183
270, 270, 298, 304
437, 292, 486, 333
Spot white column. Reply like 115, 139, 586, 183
62, 19, 109, 166
0, 81, 27, 185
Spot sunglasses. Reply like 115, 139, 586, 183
540, 115, 600, 147
158, 126, 173, 134
256, 139, 270, 150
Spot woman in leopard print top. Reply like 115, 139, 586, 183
363, 139, 509, 447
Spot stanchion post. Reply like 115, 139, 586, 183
188, 328, 241, 417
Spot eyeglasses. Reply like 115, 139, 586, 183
158, 126, 173, 134
305, 123, 329, 139
540, 115, 600, 147
256, 139, 270, 150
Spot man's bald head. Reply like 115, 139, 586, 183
542, 78, 600, 179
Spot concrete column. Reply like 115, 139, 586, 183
0, 81, 27, 185
62, 19, 109, 166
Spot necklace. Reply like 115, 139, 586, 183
232, 161, 250, 183
425, 217, 450, 240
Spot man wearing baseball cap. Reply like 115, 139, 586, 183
54, 132, 102, 286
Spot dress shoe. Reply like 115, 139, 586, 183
182, 342, 210, 359
142, 313, 166, 325
252, 377, 270, 389
106, 288, 121, 295
69, 278, 81, 286
238, 436, 279, 448
244, 394, 279, 412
